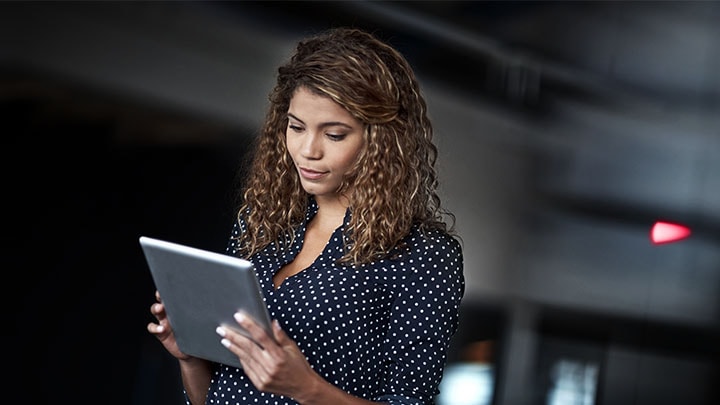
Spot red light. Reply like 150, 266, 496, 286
650, 221, 691, 245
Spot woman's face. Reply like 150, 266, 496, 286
286, 87, 365, 201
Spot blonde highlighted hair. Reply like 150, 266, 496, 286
235, 27, 456, 264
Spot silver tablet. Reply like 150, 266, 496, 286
139, 236, 272, 369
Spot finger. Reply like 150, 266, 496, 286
235, 353, 270, 391
217, 326, 270, 376
155, 290, 162, 302
272, 320, 288, 344
149, 302, 173, 335
150, 302, 166, 318
219, 323, 263, 353
233, 312, 276, 348
147, 322, 166, 335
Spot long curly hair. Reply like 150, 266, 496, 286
234, 27, 457, 264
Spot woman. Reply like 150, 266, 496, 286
148, 27, 465, 405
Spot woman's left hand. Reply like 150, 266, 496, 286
216, 312, 320, 400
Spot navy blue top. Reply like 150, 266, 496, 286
194, 198, 464, 405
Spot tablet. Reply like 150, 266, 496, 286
139, 236, 272, 369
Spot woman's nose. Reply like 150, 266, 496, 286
300, 133, 323, 159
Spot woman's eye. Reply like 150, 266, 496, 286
288, 124, 303, 132
327, 134, 347, 141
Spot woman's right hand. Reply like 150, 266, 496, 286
147, 289, 194, 361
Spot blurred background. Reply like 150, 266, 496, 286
3, 1, 718, 404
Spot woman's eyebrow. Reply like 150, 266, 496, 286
287, 113, 304, 124
287, 113, 353, 130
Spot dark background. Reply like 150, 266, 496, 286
4, 1, 719, 404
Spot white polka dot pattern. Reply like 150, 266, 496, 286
188, 198, 464, 405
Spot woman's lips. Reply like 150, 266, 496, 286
299, 167, 327, 180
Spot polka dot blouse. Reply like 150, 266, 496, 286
190, 198, 464, 405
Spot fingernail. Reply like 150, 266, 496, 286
156, 325, 164, 333
221, 338, 231, 348
234, 312, 245, 323
215, 326, 226, 337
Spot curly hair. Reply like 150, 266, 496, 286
234, 27, 457, 264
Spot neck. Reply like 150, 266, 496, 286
313, 194, 348, 227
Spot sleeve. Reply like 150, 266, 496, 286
225, 213, 247, 255
376, 233, 465, 404
225, 220, 239, 254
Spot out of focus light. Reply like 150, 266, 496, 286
650, 221, 691, 245
546, 359, 598, 405
437, 363, 494, 405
